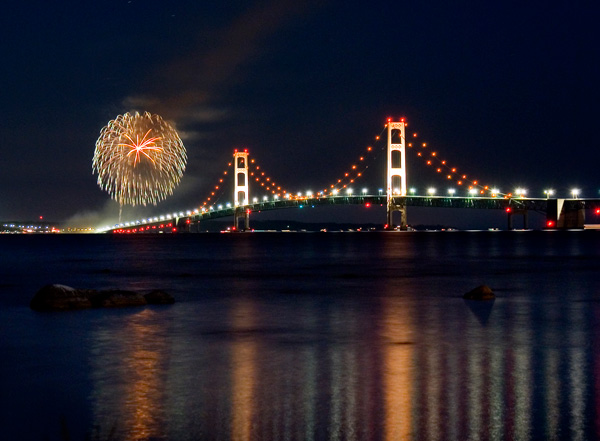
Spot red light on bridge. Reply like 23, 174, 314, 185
506, 207, 512, 213
596, 208, 600, 215
365, 203, 371, 208
546, 220, 555, 228
172, 228, 177, 232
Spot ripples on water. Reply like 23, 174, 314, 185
1, 231, 600, 440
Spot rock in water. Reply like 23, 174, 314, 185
30, 285, 175, 311
30, 284, 93, 311
90, 290, 147, 308
144, 290, 175, 305
463, 285, 495, 300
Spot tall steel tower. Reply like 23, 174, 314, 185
233, 149, 250, 230
386, 118, 407, 229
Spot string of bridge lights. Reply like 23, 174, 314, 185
407, 130, 499, 197
319, 127, 387, 196
248, 158, 290, 198
197, 162, 233, 209
194, 119, 572, 208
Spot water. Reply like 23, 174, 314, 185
1, 231, 600, 440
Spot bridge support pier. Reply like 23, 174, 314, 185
387, 198, 407, 230
234, 208, 250, 231
546, 198, 585, 229
507, 209, 528, 230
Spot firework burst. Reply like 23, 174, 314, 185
92, 112, 187, 210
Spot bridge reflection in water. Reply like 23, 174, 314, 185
88, 291, 596, 440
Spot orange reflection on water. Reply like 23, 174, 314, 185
230, 298, 257, 441
91, 308, 169, 441
381, 296, 414, 440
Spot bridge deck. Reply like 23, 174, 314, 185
106, 196, 599, 233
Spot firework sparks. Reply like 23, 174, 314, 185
92, 112, 187, 209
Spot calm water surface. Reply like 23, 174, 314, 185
1, 231, 600, 440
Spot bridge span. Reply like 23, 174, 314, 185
103, 118, 599, 233
107, 195, 599, 233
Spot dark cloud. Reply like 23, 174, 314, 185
124, 0, 316, 125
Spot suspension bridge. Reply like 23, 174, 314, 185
106, 118, 600, 233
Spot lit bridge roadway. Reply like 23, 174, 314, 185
107, 195, 599, 233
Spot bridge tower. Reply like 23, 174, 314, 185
233, 149, 250, 230
386, 118, 407, 229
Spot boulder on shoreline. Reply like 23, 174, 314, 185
90, 290, 147, 308
463, 284, 495, 300
30, 284, 174, 311
30, 284, 93, 311
144, 290, 175, 304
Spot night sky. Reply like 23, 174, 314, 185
1, 1, 599, 227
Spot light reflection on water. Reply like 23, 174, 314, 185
1, 232, 600, 440
85, 296, 597, 440
90, 308, 172, 440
